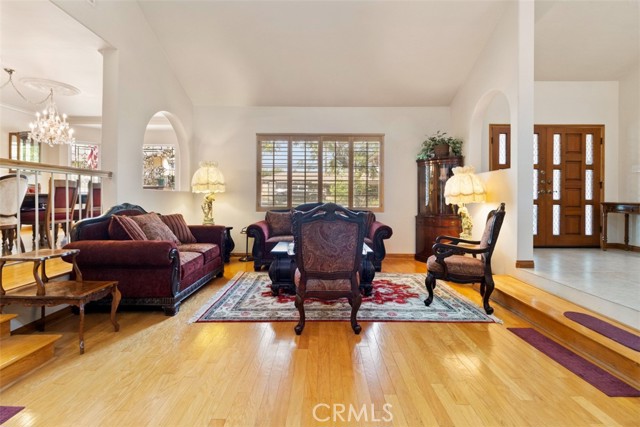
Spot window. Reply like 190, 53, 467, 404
71, 142, 100, 192
257, 134, 383, 211
143, 145, 176, 190
71, 143, 99, 169
489, 124, 510, 170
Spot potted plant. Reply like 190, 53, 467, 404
417, 131, 463, 159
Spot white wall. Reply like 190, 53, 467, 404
192, 107, 450, 255
618, 62, 640, 244
450, 1, 533, 274
55, 0, 195, 215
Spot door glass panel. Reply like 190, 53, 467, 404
553, 205, 560, 235
585, 134, 593, 165
498, 134, 507, 165
533, 169, 538, 200
533, 134, 539, 165
553, 169, 561, 200
585, 204, 593, 236
553, 134, 561, 165
533, 204, 538, 235
585, 169, 593, 200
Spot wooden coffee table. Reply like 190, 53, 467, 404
268, 242, 376, 296
0, 249, 121, 354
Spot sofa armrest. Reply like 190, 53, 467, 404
247, 220, 270, 241
368, 220, 393, 264
63, 240, 178, 267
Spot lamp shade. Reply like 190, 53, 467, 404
444, 166, 486, 205
191, 161, 226, 194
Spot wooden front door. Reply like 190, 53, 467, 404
533, 125, 603, 247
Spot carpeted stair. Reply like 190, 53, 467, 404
492, 275, 640, 391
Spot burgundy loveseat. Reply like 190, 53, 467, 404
63, 203, 225, 315
247, 202, 393, 272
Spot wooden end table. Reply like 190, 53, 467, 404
0, 249, 121, 354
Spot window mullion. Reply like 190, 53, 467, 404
348, 138, 354, 208
318, 141, 323, 204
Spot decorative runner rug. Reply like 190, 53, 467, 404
191, 272, 500, 323
564, 311, 640, 352
509, 328, 640, 397
0, 406, 24, 424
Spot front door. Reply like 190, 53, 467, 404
533, 125, 603, 247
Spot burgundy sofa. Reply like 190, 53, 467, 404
63, 203, 225, 315
246, 202, 393, 272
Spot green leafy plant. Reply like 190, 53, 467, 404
416, 131, 463, 159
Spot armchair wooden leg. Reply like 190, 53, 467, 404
350, 292, 362, 334
294, 293, 305, 335
482, 276, 495, 315
424, 273, 436, 306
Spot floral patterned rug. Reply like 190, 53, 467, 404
191, 272, 500, 323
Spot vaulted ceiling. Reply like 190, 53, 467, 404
0, 1, 638, 117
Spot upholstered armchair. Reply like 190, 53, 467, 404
291, 203, 367, 335
424, 203, 506, 314
247, 202, 392, 272
0, 174, 29, 254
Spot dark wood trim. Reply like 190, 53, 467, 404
604, 243, 640, 253
516, 260, 535, 268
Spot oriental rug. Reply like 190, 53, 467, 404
191, 272, 500, 324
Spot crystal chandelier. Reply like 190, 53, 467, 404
28, 89, 75, 147
1, 68, 77, 146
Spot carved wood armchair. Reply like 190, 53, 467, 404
425, 203, 506, 314
291, 203, 367, 335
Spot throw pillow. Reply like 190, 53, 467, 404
130, 212, 180, 244
161, 213, 197, 244
266, 210, 292, 236
108, 215, 148, 241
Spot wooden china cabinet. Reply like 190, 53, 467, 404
415, 156, 463, 262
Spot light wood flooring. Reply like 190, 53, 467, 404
0, 257, 639, 426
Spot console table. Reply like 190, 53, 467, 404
601, 202, 639, 251
0, 249, 121, 354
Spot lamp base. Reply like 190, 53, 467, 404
201, 193, 216, 225
457, 205, 473, 239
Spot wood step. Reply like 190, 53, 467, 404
0, 314, 18, 339
0, 334, 61, 389
492, 275, 640, 389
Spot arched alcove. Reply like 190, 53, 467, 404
141, 111, 190, 191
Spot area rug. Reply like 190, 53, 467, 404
0, 406, 24, 424
191, 272, 500, 323
564, 311, 640, 352
509, 328, 640, 397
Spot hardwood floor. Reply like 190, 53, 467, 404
1, 257, 638, 426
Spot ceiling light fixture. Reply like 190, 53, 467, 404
1, 68, 78, 147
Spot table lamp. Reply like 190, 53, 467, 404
444, 165, 486, 239
191, 161, 225, 225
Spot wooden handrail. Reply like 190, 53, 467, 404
0, 158, 112, 178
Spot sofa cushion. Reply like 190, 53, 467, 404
130, 212, 180, 244
179, 251, 204, 280
266, 235, 294, 243
161, 213, 197, 244
108, 215, 148, 241
266, 210, 292, 236
178, 243, 220, 263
